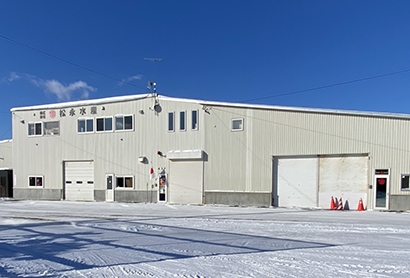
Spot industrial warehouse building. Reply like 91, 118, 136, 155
8, 93, 410, 211
0, 139, 13, 198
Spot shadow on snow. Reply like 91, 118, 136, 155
0, 218, 334, 276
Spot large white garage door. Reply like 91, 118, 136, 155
65, 161, 94, 201
275, 157, 318, 208
274, 155, 368, 209
318, 155, 368, 208
169, 160, 203, 204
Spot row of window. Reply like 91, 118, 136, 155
28, 115, 134, 136
26, 173, 410, 190
78, 115, 133, 133
168, 110, 199, 132
167, 114, 243, 132
28, 112, 243, 136
28, 121, 60, 136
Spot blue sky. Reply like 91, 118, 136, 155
1, 1, 410, 140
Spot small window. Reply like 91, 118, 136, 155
116, 176, 133, 188
44, 121, 60, 135
78, 118, 94, 133
192, 110, 198, 130
29, 176, 43, 187
180, 111, 186, 131
231, 118, 244, 131
115, 115, 133, 131
168, 112, 174, 132
402, 175, 410, 190
28, 122, 42, 136
96, 117, 113, 132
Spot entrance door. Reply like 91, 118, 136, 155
374, 169, 389, 209
0, 176, 6, 197
158, 173, 167, 202
106, 174, 114, 202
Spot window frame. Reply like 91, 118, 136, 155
115, 114, 134, 132
28, 176, 44, 187
180, 111, 186, 131
401, 174, 410, 191
116, 176, 134, 189
168, 112, 175, 132
191, 110, 199, 130
28, 122, 43, 136
43, 121, 60, 136
96, 116, 113, 132
78, 118, 94, 134
231, 118, 244, 131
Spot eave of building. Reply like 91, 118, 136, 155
158, 95, 410, 121
10, 93, 410, 121
10, 94, 152, 112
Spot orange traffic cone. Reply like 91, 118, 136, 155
357, 198, 365, 211
338, 198, 343, 210
330, 196, 336, 210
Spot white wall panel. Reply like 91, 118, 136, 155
276, 157, 318, 208
318, 155, 368, 209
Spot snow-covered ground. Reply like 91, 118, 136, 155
0, 200, 409, 277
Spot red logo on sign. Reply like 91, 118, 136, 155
49, 110, 56, 118
378, 178, 386, 185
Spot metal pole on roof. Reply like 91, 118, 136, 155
144, 58, 165, 94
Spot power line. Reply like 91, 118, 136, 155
0, 33, 147, 91
211, 106, 410, 155
240, 68, 410, 103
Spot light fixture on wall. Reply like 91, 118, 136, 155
138, 156, 148, 164
20, 120, 25, 124
157, 151, 166, 158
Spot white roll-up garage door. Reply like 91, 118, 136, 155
169, 160, 203, 204
274, 155, 368, 209
318, 155, 368, 208
64, 161, 94, 201
275, 156, 319, 208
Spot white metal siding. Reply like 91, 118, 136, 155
276, 157, 318, 208
169, 160, 203, 204
318, 155, 368, 208
65, 161, 94, 201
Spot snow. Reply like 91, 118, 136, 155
0, 200, 410, 277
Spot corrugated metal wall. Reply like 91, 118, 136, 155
0, 140, 12, 169
11, 95, 410, 209
203, 105, 410, 209
12, 96, 205, 196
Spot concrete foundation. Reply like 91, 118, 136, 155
13, 188, 61, 200
94, 190, 105, 202
204, 192, 271, 207
389, 195, 410, 211
114, 190, 157, 203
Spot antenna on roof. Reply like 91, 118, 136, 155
144, 58, 165, 95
